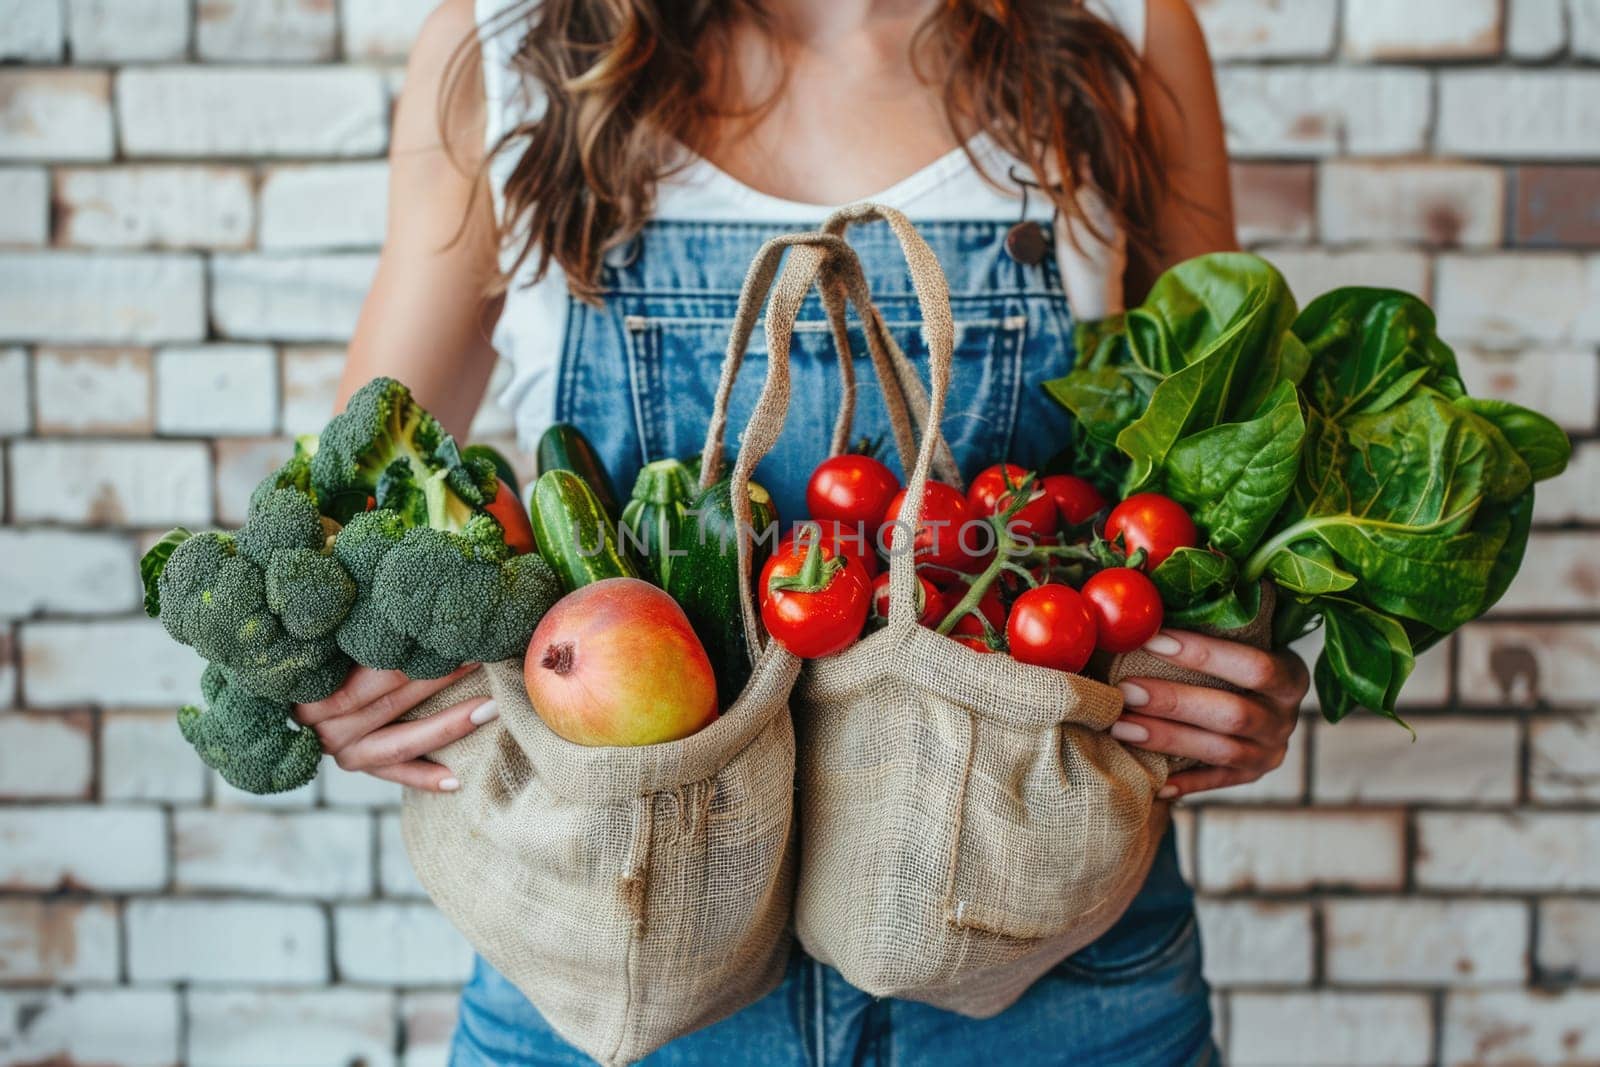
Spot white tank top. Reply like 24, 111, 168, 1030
476, 0, 1149, 449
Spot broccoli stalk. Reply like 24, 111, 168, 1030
180, 662, 322, 794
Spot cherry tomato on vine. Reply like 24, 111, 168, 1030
768, 522, 878, 584
870, 571, 945, 627
1081, 567, 1164, 654
967, 464, 1058, 542
952, 634, 997, 654
1006, 584, 1098, 673
807, 454, 901, 539
1042, 474, 1107, 527
882, 481, 984, 572
761, 543, 872, 659
1104, 492, 1196, 570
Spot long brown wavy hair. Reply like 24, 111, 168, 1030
453, 0, 1163, 303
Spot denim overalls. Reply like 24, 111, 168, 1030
451, 219, 1217, 1067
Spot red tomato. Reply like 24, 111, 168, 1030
769, 521, 878, 584
967, 464, 1057, 542
760, 544, 871, 659
1042, 475, 1107, 527
1006, 584, 1097, 673
807, 455, 901, 539
485, 478, 536, 555
882, 481, 984, 572
870, 571, 944, 626
1081, 567, 1164, 654
952, 634, 996, 654
1105, 493, 1197, 570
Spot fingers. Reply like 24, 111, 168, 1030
1139, 630, 1309, 710
296, 663, 479, 727
1158, 765, 1263, 802
1111, 709, 1276, 771
367, 760, 462, 793
1116, 678, 1294, 746
330, 696, 498, 774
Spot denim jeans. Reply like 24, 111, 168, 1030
453, 218, 1215, 1064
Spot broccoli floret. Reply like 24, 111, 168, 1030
310, 377, 496, 527
237, 487, 325, 568
249, 434, 321, 514
179, 662, 323, 794
156, 532, 282, 664
265, 548, 356, 640
330, 510, 459, 678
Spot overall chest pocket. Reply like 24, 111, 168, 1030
620, 298, 1029, 517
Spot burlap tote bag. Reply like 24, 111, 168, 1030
394, 230, 899, 1065
791, 204, 1275, 1019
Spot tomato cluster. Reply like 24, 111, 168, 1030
758, 452, 1198, 676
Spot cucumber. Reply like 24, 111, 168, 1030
530, 470, 637, 592
535, 423, 623, 521
667, 477, 779, 704
620, 458, 697, 588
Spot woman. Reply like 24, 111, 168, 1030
296, 0, 1310, 1062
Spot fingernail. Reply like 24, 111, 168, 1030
439, 777, 461, 792
1110, 720, 1149, 743
1157, 785, 1179, 800
1118, 681, 1150, 707
1143, 632, 1182, 656
469, 700, 498, 726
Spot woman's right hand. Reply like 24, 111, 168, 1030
294, 664, 498, 793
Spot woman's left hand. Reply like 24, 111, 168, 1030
1110, 630, 1311, 801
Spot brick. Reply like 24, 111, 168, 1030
103, 709, 210, 802
0, 0, 64, 61
400, 991, 458, 1067
155, 344, 280, 436
0, 806, 167, 891
1441, 991, 1600, 1066
1534, 440, 1600, 522
1230, 992, 1433, 1067
0, 633, 15, 709
1454, 347, 1598, 433
1417, 812, 1600, 890
0, 348, 26, 435
1191, 0, 1335, 59
1460, 623, 1600, 706
281, 346, 346, 434
1325, 898, 1527, 986
1196, 809, 1405, 892
9, 439, 209, 525
0, 168, 48, 245
1514, 165, 1600, 247
0, 711, 93, 799
1319, 162, 1504, 249
0, 898, 118, 982
1530, 710, 1600, 803
379, 812, 426, 897
117, 67, 387, 158
1267, 250, 1430, 306
0, 988, 180, 1067
1216, 67, 1431, 159
197, 0, 338, 61
55, 165, 254, 250
1194, 900, 1312, 986
176, 810, 374, 898
0, 70, 113, 161
1435, 254, 1595, 345
260, 161, 388, 251
67, 0, 191, 62
0, 251, 205, 343
334, 903, 473, 984
0, 528, 140, 618
1491, 532, 1600, 614
1439, 71, 1600, 160
1192, 712, 1308, 805
20, 618, 205, 707
1538, 898, 1600, 981
33, 346, 153, 435
1343, 0, 1502, 59
1314, 717, 1518, 805
1231, 163, 1314, 246
211, 253, 380, 341
322, 765, 403, 807
1576, 0, 1600, 58
187, 988, 396, 1067
341, 0, 439, 59
1507, 0, 1566, 58
214, 437, 296, 525
128, 899, 327, 984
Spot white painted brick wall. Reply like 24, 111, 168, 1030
8, 439, 211, 525
155, 344, 280, 435
1192, 0, 1336, 60
1318, 162, 1505, 249
127, 899, 328, 984
0, 252, 206, 344
1416, 812, 1600, 890
0, 168, 49, 245
20, 619, 206, 707
32, 346, 155, 435
56, 165, 255, 250
333, 903, 475, 985
209, 253, 380, 341
1323, 898, 1528, 986
0, 988, 181, 1067
259, 161, 390, 250
1313, 717, 1520, 805
0, 71, 114, 161
0, 899, 119, 982
1215, 67, 1431, 158
1343, 0, 1502, 59
1197, 810, 1406, 892
196, 0, 339, 63
66, 0, 191, 62
1195, 899, 1314, 986
1229, 992, 1434, 1067
1440, 991, 1600, 1066
341, 0, 439, 60
0, 0, 64, 62
1437, 71, 1600, 160
186, 988, 397, 1067
0, 711, 94, 800
1537, 897, 1600, 982
0, 529, 140, 618
175, 810, 374, 898
0, 806, 168, 891
0, 348, 29, 436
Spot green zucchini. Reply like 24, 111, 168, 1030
667, 477, 779, 704
535, 423, 623, 520
620, 458, 697, 588
530, 470, 637, 592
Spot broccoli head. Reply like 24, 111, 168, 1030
310, 377, 498, 527
249, 434, 321, 514
330, 510, 462, 678
179, 662, 323, 794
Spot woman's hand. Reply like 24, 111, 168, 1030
1110, 631, 1310, 801
294, 664, 498, 793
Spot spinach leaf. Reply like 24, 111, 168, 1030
1151, 546, 1236, 604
